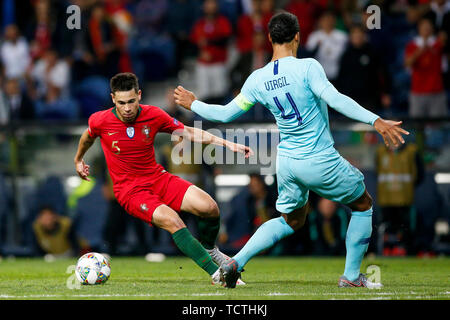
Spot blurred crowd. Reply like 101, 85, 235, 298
18, 156, 447, 259
0, 0, 449, 123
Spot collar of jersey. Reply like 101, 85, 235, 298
111, 105, 142, 123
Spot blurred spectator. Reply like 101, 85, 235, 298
33, 85, 79, 120
424, 0, 450, 30
260, 0, 275, 53
336, 24, 391, 113
167, 0, 199, 72
235, 0, 264, 58
86, 3, 121, 78
308, 198, 347, 256
222, 173, 277, 250
128, 0, 175, 81
424, 0, 450, 99
190, 0, 232, 102
375, 142, 424, 256
0, 78, 35, 122
27, 0, 52, 61
405, 18, 448, 118
27, 49, 77, 120
32, 206, 79, 257
231, 30, 269, 93
0, 24, 31, 80
103, 0, 134, 73
305, 11, 348, 82
285, 0, 320, 46
27, 49, 71, 100
231, 0, 271, 93
340, 0, 364, 30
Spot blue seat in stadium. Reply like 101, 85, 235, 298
73, 180, 108, 251
73, 76, 111, 118
35, 176, 67, 215
0, 173, 10, 254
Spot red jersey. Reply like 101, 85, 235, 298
405, 37, 444, 94
88, 104, 185, 203
190, 15, 232, 64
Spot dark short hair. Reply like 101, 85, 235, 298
268, 12, 300, 44
110, 73, 139, 94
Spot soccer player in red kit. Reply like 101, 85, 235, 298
74, 73, 252, 285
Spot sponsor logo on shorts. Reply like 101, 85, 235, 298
140, 203, 149, 212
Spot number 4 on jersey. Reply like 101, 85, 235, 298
273, 92, 303, 125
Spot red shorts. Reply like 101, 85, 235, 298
116, 172, 193, 225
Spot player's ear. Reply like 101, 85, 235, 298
138, 89, 142, 101
110, 93, 115, 104
268, 33, 272, 44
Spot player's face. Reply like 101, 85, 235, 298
111, 89, 142, 123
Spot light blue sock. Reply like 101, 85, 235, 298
343, 207, 373, 281
233, 217, 294, 271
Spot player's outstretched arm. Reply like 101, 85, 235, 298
307, 59, 409, 148
321, 87, 409, 148
180, 126, 254, 158
174, 86, 247, 123
74, 129, 96, 181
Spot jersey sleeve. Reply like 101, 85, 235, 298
88, 113, 101, 138
190, 70, 259, 123
306, 59, 379, 125
235, 70, 259, 111
157, 108, 185, 134
306, 58, 333, 99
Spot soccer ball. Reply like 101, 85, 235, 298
75, 252, 111, 285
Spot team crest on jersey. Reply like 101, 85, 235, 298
142, 125, 150, 138
126, 127, 135, 138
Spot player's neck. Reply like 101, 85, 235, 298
271, 47, 296, 62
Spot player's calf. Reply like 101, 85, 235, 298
151, 205, 187, 234
152, 205, 220, 277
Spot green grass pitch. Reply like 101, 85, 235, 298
0, 256, 448, 300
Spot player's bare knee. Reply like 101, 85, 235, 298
166, 216, 186, 234
207, 200, 220, 218
198, 199, 220, 218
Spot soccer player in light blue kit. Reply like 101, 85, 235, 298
174, 12, 409, 288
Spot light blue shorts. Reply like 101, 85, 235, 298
276, 148, 366, 213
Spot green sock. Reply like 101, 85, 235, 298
172, 227, 219, 275
197, 216, 220, 250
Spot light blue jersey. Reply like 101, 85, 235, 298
191, 56, 380, 212
238, 56, 378, 158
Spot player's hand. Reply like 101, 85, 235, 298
174, 86, 197, 110
227, 142, 254, 159
75, 159, 91, 181
373, 118, 409, 148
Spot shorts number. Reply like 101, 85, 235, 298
273, 92, 303, 125
112, 141, 120, 155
